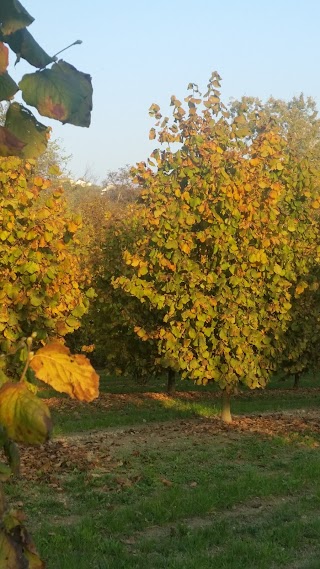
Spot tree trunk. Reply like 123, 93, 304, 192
221, 390, 232, 423
167, 369, 176, 394
293, 373, 300, 389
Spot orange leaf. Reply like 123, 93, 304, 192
30, 342, 99, 402
0, 42, 9, 74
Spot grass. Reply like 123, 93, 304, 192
47, 371, 320, 435
5, 373, 320, 568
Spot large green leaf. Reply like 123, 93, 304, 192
19, 60, 93, 127
5, 102, 50, 158
0, 125, 25, 156
0, 382, 52, 444
1, 28, 53, 68
0, 71, 18, 101
0, 0, 34, 35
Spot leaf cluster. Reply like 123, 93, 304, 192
0, 0, 93, 158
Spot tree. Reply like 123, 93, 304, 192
33, 137, 71, 180
0, 4, 95, 565
115, 72, 320, 422
229, 94, 320, 163
102, 165, 140, 203
275, 266, 320, 387
229, 95, 320, 388
67, 200, 172, 385
0, 156, 94, 379
0, 0, 92, 158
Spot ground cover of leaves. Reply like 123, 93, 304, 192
14, 390, 320, 487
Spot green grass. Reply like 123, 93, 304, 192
48, 371, 320, 435
6, 375, 320, 568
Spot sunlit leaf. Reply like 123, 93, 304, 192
19, 60, 93, 127
0, 41, 9, 73
1, 28, 53, 68
30, 341, 99, 402
0, 370, 9, 388
0, 382, 52, 444
5, 102, 50, 158
0, 0, 34, 35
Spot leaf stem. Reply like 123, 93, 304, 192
52, 40, 83, 60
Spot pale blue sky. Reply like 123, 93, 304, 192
10, 0, 320, 181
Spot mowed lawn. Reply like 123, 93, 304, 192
5, 374, 320, 569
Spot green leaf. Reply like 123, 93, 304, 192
30, 294, 42, 307
71, 304, 86, 318
85, 287, 96, 299
65, 315, 80, 329
5, 102, 50, 158
1, 28, 53, 68
0, 0, 34, 35
0, 369, 9, 388
19, 60, 93, 127
0, 382, 52, 444
0, 71, 18, 101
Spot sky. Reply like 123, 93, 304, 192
9, 0, 320, 183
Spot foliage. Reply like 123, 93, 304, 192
229, 94, 320, 163
0, 156, 92, 378
0, 336, 98, 568
115, 72, 320, 420
229, 95, 320, 385
0, 0, 92, 158
63, 168, 156, 379
275, 266, 320, 381
32, 138, 71, 181
101, 165, 141, 203
68, 204, 162, 381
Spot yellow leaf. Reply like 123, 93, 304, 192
180, 242, 191, 254
0, 383, 52, 444
67, 220, 79, 233
274, 263, 285, 276
30, 342, 99, 402
295, 281, 308, 295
